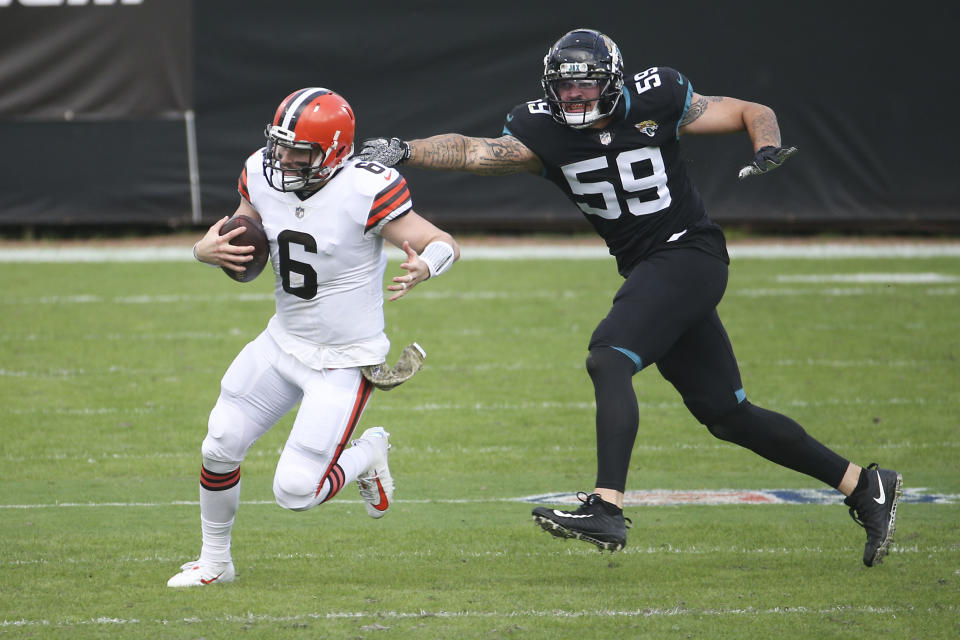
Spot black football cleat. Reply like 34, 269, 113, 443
844, 463, 903, 567
532, 492, 631, 552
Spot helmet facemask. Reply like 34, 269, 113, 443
263, 124, 343, 192
544, 74, 618, 128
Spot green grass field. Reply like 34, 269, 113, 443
1, 244, 958, 639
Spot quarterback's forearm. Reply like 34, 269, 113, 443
407, 134, 541, 175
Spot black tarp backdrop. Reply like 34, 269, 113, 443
1, 0, 958, 231
0, 0, 193, 224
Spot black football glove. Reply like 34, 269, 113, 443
737, 145, 798, 180
357, 137, 411, 166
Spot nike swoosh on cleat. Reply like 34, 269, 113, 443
371, 478, 389, 511
553, 510, 592, 518
200, 571, 224, 585
873, 470, 886, 505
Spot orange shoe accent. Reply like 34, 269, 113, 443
200, 571, 225, 585
371, 478, 389, 511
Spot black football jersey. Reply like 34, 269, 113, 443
503, 66, 725, 276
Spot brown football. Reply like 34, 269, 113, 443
218, 215, 269, 282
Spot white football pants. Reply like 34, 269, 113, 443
201, 329, 374, 509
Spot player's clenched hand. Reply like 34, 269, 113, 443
193, 216, 254, 272
387, 240, 430, 301
357, 137, 411, 167
738, 145, 798, 180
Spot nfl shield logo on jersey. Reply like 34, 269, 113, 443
295, 206, 306, 219
599, 131, 613, 145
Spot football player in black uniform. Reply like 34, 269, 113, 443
358, 29, 901, 566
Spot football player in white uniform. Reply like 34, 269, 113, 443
167, 87, 459, 587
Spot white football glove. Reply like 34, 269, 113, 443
738, 145, 798, 180
357, 137, 411, 167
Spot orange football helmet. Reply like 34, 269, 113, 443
263, 88, 355, 192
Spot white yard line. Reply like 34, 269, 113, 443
4, 439, 958, 465
777, 273, 958, 283
2, 242, 960, 262
3, 282, 955, 306
2, 603, 957, 629
1, 486, 955, 509
0, 395, 945, 417
0, 357, 935, 380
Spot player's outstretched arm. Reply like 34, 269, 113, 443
409, 134, 543, 175
678, 93, 797, 179
359, 134, 542, 176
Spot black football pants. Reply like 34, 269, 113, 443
586, 244, 848, 493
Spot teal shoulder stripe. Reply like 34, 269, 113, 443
676, 82, 693, 137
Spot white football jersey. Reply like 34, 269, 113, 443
238, 152, 412, 369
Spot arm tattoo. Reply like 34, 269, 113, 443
411, 134, 540, 175
679, 94, 723, 127
749, 111, 781, 148
474, 138, 534, 175
414, 135, 470, 170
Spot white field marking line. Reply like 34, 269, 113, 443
777, 272, 958, 283
432, 358, 934, 370
8, 543, 958, 567
1, 292, 274, 305
731, 286, 956, 297
1, 406, 171, 416
3, 486, 958, 510
3, 395, 942, 417
0, 366, 222, 379
3, 242, 960, 263
3, 604, 957, 628
0, 332, 246, 342
527, 487, 960, 506
0, 290, 579, 306
0, 356, 936, 379
380, 396, 942, 411
769, 358, 927, 367
4, 283, 956, 306
6, 439, 960, 464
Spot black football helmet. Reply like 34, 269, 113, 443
541, 29, 624, 128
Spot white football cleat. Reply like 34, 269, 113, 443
166, 559, 235, 588
352, 427, 394, 518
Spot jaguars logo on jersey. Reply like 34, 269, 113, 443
636, 120, 659, 137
